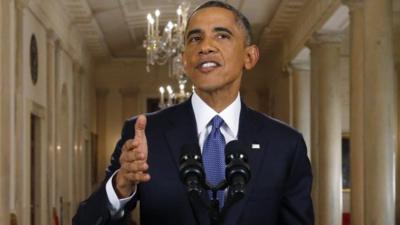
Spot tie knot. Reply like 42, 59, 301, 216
210, 115, 224, 129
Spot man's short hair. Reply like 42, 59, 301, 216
187, 1, 253, 45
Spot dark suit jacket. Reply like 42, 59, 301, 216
73, 99, 314, 225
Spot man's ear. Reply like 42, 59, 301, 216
244, 45, 259, 70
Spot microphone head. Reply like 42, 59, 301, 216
225, 140, 248, 163
180, 144, 201, 162
179, 144, 205, 195
225, 140, 251, 185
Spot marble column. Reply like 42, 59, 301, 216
397, 62, 400, 225
309, 33, 343, 225
345, 1, 365, 225
363, 0, 396, 224
14, 1, 26, 223
395, 6, 400, 224
1, 1, 19, 223
46, 30, 58, 225
0, 1, 5, 224
72, 62, 80, 209
309, 40, 320, 225
73, 63, 85, 207
290, 62, 311, 158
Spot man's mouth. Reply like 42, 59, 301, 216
196, 61, 221, 73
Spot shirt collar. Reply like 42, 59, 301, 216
191, 91, 241, 137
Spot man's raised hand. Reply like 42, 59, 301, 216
115, 115, 151, 198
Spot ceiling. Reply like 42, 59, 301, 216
62, 0, 310, 60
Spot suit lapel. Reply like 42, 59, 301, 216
223, 103, 269, 225
164, 99, 198, 169
164, 99, 210, 225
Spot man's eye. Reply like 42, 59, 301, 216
188, 36, 201, 43
217, 33, 230, 39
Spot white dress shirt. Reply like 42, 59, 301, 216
105, 91, 241, 217
191, 91, 241, 151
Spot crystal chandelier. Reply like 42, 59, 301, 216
143, 2, 190, 82
143, 2, 192, 109
158, 83, 193, 109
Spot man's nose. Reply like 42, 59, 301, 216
198, 38, 216, 55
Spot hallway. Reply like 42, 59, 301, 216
0, 0, 399, 224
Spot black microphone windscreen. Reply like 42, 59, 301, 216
180, 144, 201, 158
225, 140, 245, 156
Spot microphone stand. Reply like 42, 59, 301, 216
185, 179, 247, 225
208, 181, 227, 225
207, 181, 245, 225
186, 181, 228, 225
179, 142, 249, 225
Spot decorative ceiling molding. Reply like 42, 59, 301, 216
260, 0, 343, 66
28, 0, 88, 64
60, 0, 311, 61
62, 0, 110, 57
320, 5, 349, 33
259, 0, 309, 52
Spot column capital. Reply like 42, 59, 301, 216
307, 32, 345, 47
290, 61, 310, 71
56, 39, 69, 56
47, 30, 60, 45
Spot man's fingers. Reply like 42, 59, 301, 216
134, 115, 147, 141
121, 160, 148, 173
127, 173, 151, 183
122, 139, 141, 152
137, 173, 151, 182
121, 149, 146, 163
123, 171, 151, 183
117, 115, 150, 188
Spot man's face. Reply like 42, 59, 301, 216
182, 7, 258, 95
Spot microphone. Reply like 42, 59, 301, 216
225, 140, 251, 202
179, 144, 206, 197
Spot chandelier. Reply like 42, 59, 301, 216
158, 83, 193, 109
143, 2, 192, 109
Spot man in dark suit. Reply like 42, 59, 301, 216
73, 1, 314, 225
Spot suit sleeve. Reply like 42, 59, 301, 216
72, 119, 139, 225
279, 134, 315, 225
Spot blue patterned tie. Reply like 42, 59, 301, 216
203, 115, 226, 207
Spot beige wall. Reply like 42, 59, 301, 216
0, 1, 94, 225
241, 57, 270, 111
261, 48, 292, 123
22, 9, 48, 107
